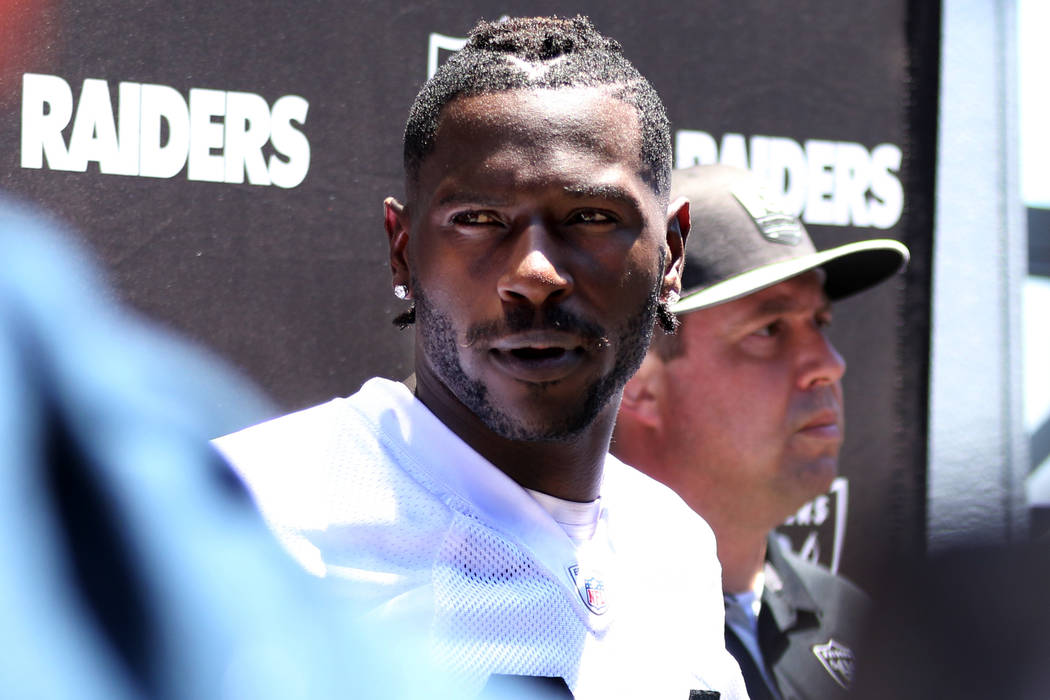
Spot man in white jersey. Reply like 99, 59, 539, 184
215, 16, 747, 700
613, 165, 909, 700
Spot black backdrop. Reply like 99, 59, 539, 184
0, 1, 937, 587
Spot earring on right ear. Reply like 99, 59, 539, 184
391, 284, 415, 329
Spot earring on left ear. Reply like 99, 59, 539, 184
394, 284, 409, 300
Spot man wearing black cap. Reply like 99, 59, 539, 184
613, 164, 909, 700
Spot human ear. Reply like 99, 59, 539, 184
661, 197, 690, 303
384, 197, 412, 296
619, 354, 665, 431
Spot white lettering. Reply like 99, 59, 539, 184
268, 95, 310, 189
835, 141, 873, 227
812, 494, 830, 526
719, 132, 749, 170
869, 143, 904, 229
67, 79, 119, 173
672, 128, 905, 229
21, 73, 74, 170
20, 73, 310, 188
140, 83, 190, 179
750, 135, 807, 216
188, 88, 226, 183
224, 91, 271, 185
804, 139, 839, 225
674, 129, 718, 168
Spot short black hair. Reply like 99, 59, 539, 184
403, 15, 671, 198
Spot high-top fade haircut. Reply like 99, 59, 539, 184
403, 15, 672, 199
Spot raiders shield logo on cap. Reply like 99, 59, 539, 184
730, 184, 805, 246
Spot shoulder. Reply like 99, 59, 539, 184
215, 396, 347, 460
771, 537, 870, 617
603, 456, 712, 524
211, 377, 448, 508
212, 378, 453, 572
602, 455, 718, 555
781, 541, 865, 592
600, 458, 747, 698
213, 377, 409, 474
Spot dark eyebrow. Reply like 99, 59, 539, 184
561, 183, 642, 209
753, 296, 801, 317
433, 191, 512, 208
728, 293, 832, 332
434, 184, 642, 211
755, 291, 832, 316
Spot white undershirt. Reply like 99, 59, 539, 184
524, 488, 602, 544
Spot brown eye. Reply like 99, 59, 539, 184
567, 209, 615, 225
451, 211, 502, 226
753, 321, 780, 338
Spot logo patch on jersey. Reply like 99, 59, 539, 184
812, 638, 855, 689
567, 564, 608, 615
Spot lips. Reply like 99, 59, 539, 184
488, 332, 588, 383
796, 410, 843, 441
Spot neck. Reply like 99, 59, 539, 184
618, 439, 774, 594
414, 364, 613, 502
711, 519, 770, 594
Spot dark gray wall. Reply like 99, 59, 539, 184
0, 1, 936, 587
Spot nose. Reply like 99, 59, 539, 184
497, 224, 574, 306
797, 327, 847, 390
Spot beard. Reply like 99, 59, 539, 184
413, 264, 662, 443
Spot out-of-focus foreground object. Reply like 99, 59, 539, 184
0, 193, 435, 699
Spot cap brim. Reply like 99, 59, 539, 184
671, 238, 910, 314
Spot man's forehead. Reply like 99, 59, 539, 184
436, 86, 640, 142
412, 87, 650, 201
688, 270, 831, 327
734, 272, 830, 315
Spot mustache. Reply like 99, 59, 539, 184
793, 388, 844, 425
463, 305, 609, 349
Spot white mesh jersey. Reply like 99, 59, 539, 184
215, 378, 748, 699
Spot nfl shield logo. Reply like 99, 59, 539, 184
568, 564, 609, 615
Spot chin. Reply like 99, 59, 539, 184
479, 398, 599, 443
804, 459, 839, 496
477, 366, 625, 443
782, 455, 838, 498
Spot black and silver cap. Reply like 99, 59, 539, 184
671, 164, 910, 315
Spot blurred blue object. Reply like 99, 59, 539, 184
0, 194, 438, 699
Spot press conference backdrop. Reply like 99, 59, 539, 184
0, 1, 938, 587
